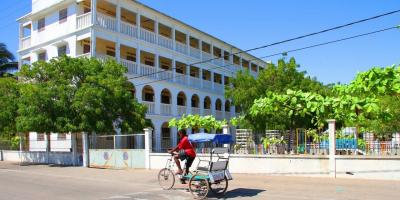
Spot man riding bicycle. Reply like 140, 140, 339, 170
168, 129, 196, 175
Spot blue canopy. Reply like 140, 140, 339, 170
188, 133, 233, 144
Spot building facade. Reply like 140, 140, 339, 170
18, 0, 266, 152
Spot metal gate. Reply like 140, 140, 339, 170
88, 134, 145, 169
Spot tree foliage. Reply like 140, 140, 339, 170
0, 76, 18, 136
0, 43, 14, 66
16, 56, 146, 134
168, 114, 226, 133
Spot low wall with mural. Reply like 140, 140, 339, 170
149, 153, 400, 180
89, 149, 145, 169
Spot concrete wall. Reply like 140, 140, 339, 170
0, 150, 82, 166
149, 153, 400, 181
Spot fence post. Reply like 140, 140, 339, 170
71, 133, 77, 166
222, 125, 230, 149
144, 127, 153, 170
327, 119, 336, 178
82, 132, 89, 168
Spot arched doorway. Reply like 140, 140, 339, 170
204, 96, 211, 116
177, 91, 187, 116
160, 88, 172, 115
142, 85, 155, 114
191, 94, 200, 115
161, 122, 171, 152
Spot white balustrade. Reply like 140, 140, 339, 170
175, 73, 187, 85
202, 52, 212, 61
158, 69, 174, 82
120, 21, 138, 38
139, 64, 157, 79
77, 12, 92, 29
96, 13, 117, 31
214, 83, 224, 92
203, 109, 212, 116
190, 47, 201, 59
121, 59, 138, 75
142, 101, 155, 114
177, 106, 187, 116
158, 35, 173, 50
191, 107, 200, 115
203, 80, 212, 90
175, 42, 188, 55
189, 76, 201, 88
140, 28, 157, 44
160, 103, 172, 115
213, 57, 224, 66
96, 54, 115, 62
76, 53, 91, 58
20, 36, 31, 49
216, 111, 223, 120
225, 112, 231, 119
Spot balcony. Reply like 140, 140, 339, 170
20, 36, 31, 49
190, 47, 201, 59
203, 109, 211, 116
202, 52, 212, 61
175, 73, 187, 85
158, 35, 173, 50
216, 111, 223, 120
143, 101, 155, 114
189, 76, 201, 89
225, 112, 231, 119
213, 57, 224, 66
214, 83, 224, 92
191, 107, 200, 115
120, 59, 138, 74
177, 106, 187, 116
160, 103, 172, 115
175, 42, 188, 55
139, 64, 157, 79
203, 80, 212, 90
158, 69, 174, 82
120, 21, 138, 38
140, 28, 157, 44
96, 12, 117, 32
77, 12, 92, 30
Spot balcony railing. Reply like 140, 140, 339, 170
140, 28, 157, 44
175, 73, 187, 85
120, 59, 138, 75
225, 112, 231, 119
203, 109, 211, 116
203, 80, 212, 90
213, 57, 224, 66
175, 42, 188, 55
191, 107, 200, 115
76, 53, 91, 58
214, 83, 224, 92
77, 12, 91, 29
216, 111, 223, 120
158, 69, 174, 82
97, 54, 115, 62
139, 64, 157, 79
121, 21, 138, 38
158, 35, 173, 50
20, 36, 31, 49
160, 103, 172, 115
177, 106, 187, 116
96, 12, 117, 31
190, 47, 201, 59
189, 76, 201, 88
143, 101, 155, 114
202, 52, 212, 61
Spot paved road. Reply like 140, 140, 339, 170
0, 161, 399, 200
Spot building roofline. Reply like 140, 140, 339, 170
17, 13, 32, 22
134, 0, 267, 65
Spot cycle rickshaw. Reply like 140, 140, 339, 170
158, 133, 233, 199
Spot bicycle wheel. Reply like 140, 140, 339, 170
189, 173, 209, 199
158, 168, 175, 190
209, 176, 228, 196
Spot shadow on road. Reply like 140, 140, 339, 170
221, 188, 266, 198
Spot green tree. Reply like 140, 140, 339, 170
0, 77, 18, 138
17, 56, 146, 135
0, 43, 14, 66
168, 114, 226, 133
226, 57, 331, 131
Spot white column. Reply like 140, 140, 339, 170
154, 87, 160, 115
186, 33, 190, 52
144, 127, 153, 169
239, 55, 243, 71
91, 0, 97, 25
211, 72, 215, 90
171, 127, 178, 147
71, 133, 77, 166
186, 64, 190, 86
172, 28, 176, 50
136, 48, 141, 74
155, 54, 159, 79
200, 69, 203, 88
90, 31, 96, 57
327, 119, 336, 178
116, 2, 121, 33
199, 40, 203, 60
116, 42, 121, 62
136, 13, 141, 38
82, 132, 89, 167
172, 59, 176, 82
155, 19, 159, 44
222, 75, 225, 93
222, 125, 230, 148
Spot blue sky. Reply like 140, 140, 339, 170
1, 0, 399, 84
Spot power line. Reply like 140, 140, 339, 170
128, 9, 400, 80
131, 25, 398, 87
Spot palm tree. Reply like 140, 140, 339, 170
0, 43, 14, 66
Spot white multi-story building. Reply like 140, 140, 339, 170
18, 0, 267, 152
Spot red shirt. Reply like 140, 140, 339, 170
178, 136, 196, 158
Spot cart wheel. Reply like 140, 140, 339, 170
189, 173, 209, 199
158, 168, 175, 190
209, 176, 228, 196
